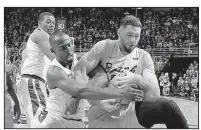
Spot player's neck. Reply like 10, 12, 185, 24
57, 59, 72, 69
38, 27, 51, 35
117, 40, 130, 55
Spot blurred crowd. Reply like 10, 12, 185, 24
152, 56, 169, 75
4, 7, 198, 100
63, 8, 198, 50
140, 8, 198, 49
5, 8, 198, 53
158, 60, 198, 101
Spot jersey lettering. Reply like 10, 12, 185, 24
105, 62, 138, 80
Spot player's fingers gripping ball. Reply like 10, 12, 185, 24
110, 70, 142, 104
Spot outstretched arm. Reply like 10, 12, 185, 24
47, 66, 137, 101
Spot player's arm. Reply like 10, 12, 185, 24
73, 40, 106, 83
6, 72, 20, 105
135, 51, 160, 98
6, 72, 21, 120
32, 31, 55, 60
12, 64, 19, 72
47, 66, 135, 100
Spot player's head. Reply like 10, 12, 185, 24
117, 15, 142, 53
49, 31, 74, 66
38, 12, 55, 34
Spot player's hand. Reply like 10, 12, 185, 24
121, 85, 144, 101
66, 97, 80, 115
115, 69, 141, 88
92, 99, 121, 112
13, 104, 21, 121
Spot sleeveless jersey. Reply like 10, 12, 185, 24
87, 39, 148, 122
100, 39, 144, 80
46, 59, 84, 120
21, 28, 48, 79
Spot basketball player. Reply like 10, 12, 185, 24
5, 47, 21, 128
73, 15, 189, 128
19, 12, 56, 127
30, 31, 142, 128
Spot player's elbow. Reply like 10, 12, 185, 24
152, 82, 160, 97
154, 86, 160, 97
145, 83, 160, 98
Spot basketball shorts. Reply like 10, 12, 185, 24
18, 76, 47, 127
30, 109, 85, 128
87, 102, 143, 128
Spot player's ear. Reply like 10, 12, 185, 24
50, 48, 54, 53
38, 20, 42, 27
117, 27, 122, 37
117, 28, 120, 37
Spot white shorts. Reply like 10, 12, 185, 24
30, 110, 85, 128
18, 77, 47, 127
87, 102, 143, 128
5, 95, 14, 128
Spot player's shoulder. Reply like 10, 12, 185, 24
94, 39, 116, 47
138, 48, 151, 59
138, 48, 154, 66
93, 39, 116, 53
47, 65, 65, 81
31, 28, 49, 42
94, 39, 106, 48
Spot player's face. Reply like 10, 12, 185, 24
119, 25, 141, 53
41, 15, 55, 34
55, 39, 74, 64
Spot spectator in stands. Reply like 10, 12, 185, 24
163, 73, 171, 96
191, 75, 198, 101
159, 72, 165, 96
191, 74, 198, 90
182, 73, 187, 80
183, 76, 191, 97
177, 76, 184, 93
193, 60, 198, 67
172, 72, 178, 93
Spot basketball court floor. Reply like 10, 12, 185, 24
13, 96, 198, 128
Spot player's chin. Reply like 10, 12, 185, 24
127, 45, 135, 52
67, 56, 74, 61
48, 29, 55, 34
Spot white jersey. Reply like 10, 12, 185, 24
21, 28, 49, 79
46, 58, 84, 120
86, 39, 151, 128
44, 56, 51, 81
100, 40, 144, 78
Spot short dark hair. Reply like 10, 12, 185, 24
38, 12, 54, 21
120, 15, 142, 28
